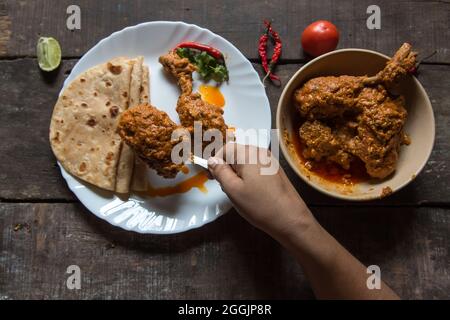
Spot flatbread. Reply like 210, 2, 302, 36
50, 57, 135, 191
131, 65, 151, 192
130, 56, 144, 107
140, 65, 150, 103
115, 56, 144, 193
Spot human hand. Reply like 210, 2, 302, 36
207, 143, 313, 238
208, 143, 400, 300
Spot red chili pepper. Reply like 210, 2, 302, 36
264, 20, 282, 66
259, 33, 270, 76
175, 41, 224, 61
258, 21, 282, 86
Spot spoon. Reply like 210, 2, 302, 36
190, 155, 209, 169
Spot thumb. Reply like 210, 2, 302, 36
207, 157, 242, 193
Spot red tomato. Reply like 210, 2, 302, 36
301, 20, 340, 57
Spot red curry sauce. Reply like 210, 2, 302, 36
291, 124, 370, 185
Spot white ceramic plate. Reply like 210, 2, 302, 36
59, 21, 271, 233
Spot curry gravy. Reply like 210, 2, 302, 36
145, 171, 208, 197
291, 124, 370, 185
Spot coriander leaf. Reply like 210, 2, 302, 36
176, 48, 196, 63
212, 64, 229, 82
176, 48, 229, 83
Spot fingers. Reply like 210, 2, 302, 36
207, 157, 243, 193
214, 142, 273, 175
214, 142, 239, 165
214, 142, 258, 166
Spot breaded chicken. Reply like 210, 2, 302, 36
118, 104, 185, 178
295, 43, 415, 179
159, 51, 227, 142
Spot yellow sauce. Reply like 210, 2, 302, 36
145, 171, 208, 197
181, 166, 190, 174
198, 84, 225, 107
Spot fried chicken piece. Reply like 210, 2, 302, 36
350, 94, 407, 178
371, 43, 417, 86
359, 94, 407, 143
298, 89, 408, 179
159, 51, 196, 95
118, 104, 185, 178
177, 94, 227, 138
295, 43, 416, 120
294, 75, 363, 119
295, 44, 414, 179
159, 51, 227, 143
300, 98, 406, 178
299, 120, 354, 170
347, 124, 401, 179
118, 51, 228, 179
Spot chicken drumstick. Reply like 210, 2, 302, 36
294, 43, 416, 179
159, 51, 227, 139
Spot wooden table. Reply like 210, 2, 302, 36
0, 0, 449, 299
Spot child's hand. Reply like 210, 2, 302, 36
208, 143, 313, 237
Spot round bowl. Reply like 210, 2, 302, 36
276, 49, 435, 201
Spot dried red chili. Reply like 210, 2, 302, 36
264, 20, 282, 66
175, 41, 224, 61
258, 20, 282, 86
259, 33, 270, 76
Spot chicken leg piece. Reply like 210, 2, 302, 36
365, 42, 417, 86
295, 43, 414, 179
159, 51, 227, 140
159, 50, 196, 95
118, 104, 185, 178
118, 50, 229, 180
295, 43, 416, 119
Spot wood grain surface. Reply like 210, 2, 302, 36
1, 0, 449, 62
1, 203, 448, 299
0, 0, 449, 300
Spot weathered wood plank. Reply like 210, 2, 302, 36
2, 0, 450, 62
0, 58, 448, 205
0, 0, 11, 56
0, 59, 77, 200
0, 203, 448, 299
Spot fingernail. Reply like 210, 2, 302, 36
207, 157, 219, 169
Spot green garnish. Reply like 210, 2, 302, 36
176, 48, 229, 83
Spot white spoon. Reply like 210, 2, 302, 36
190, 155, 209, 169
